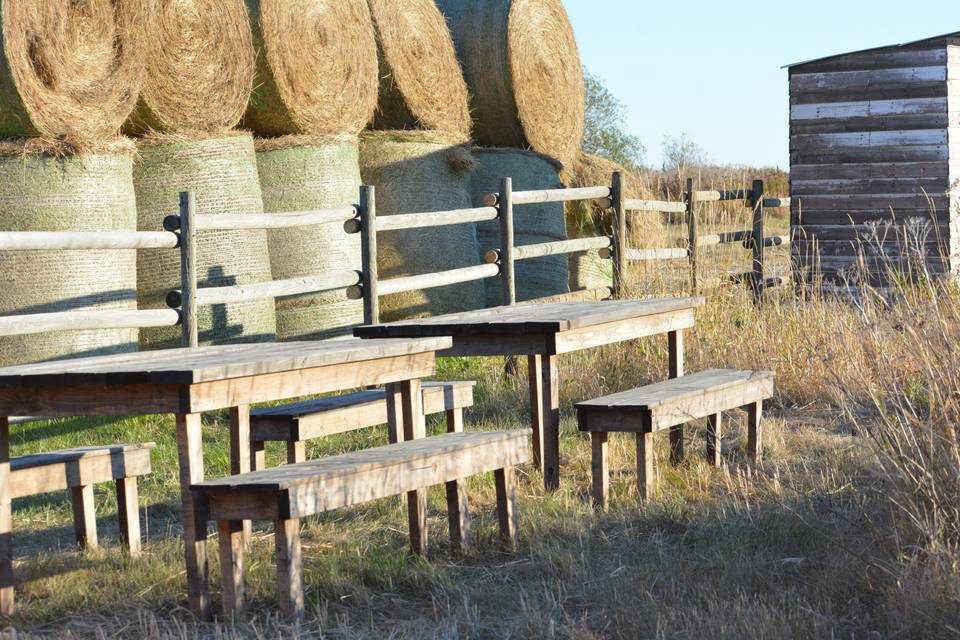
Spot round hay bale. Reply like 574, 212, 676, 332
367, 0, 471, 137
469, 147, 569, 306
255, 135, 363, 340
0, 0, 147, 139
0, 139, 138, 366
566, 153, 663, 292
436, 0, 584, 168
126, 0, 255, 135
134, 132, 276, 349
243, 0, 379, 136
359, 130, 484, 320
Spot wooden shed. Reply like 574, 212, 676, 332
788, 32, 960, 286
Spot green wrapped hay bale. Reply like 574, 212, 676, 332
256, 135, 363, 340
134, 132, 276, 348
359, 130, 484, 319
469, 148, 569, 305
0, 139, 138, 366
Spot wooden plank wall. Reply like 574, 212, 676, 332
790, 37, 958, 284
950, 41, 960, 271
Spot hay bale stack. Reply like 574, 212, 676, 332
244, 0, 379, 136
134, 132, 276, 348
256, 135, 364, 340
367, 0, 471, 137
359, 131, 484, 320
436, 0, 584, 168
0, 0, 148, 139
0, 139, 138, 366
469, 148, 569, 305
126, 0, 255, 135
566, 153, 662, 291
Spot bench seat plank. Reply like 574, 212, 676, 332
10, 443, 155, 499
195, 431, 530, 521
576, 369, 774, 433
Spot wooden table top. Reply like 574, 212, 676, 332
354, 298, 705, 339
0, 337, 452, 389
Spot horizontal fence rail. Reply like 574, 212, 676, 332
485, 236, 612, 264
625, 247, 689, 261
370, 206, 498, 233
624, 198, 688, 213
0, 309, 180, 337
485, 186, 612, 207
165, 207, 359, 232
167, 271, 361, 308
359, 264, 501, 298
0, 231, 179, 251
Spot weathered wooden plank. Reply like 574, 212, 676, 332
790, 113, 952, 135
791, 194, 950, 210
790, 161, 950, 180
790, 67, 948, 105
10, 444, 154, 499
792, 223, 950, 241
792, 48, 947, 74
791, 209, 951, 225
790, 177, 950, 195
791, 144, 951, 164
791, 97, 949, 121
792, 130, 949, 151
553, 309, 697, 355
518, 287, 613, 305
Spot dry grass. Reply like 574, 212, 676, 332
8, 205, 960, 638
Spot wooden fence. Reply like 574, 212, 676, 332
0, 171, 793, 350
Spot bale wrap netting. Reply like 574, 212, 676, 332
359, 131, 484, 320
256, 135, 363, 340
244, 0, 379, 136
436, 0, 585, 169
135, 133, 276, 349
0, 139, 138, 366
0, 0, 147, 138
367, 0, 471, 138
469, 148, 569, 305
126, 0, 255, 135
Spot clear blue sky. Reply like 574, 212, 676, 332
566, 0, 957, 169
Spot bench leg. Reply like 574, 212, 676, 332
115, 477, 141, 556
706, 413, 722, 468
445, 407, 470, 558
527, 355, 545, 473
176, 412, 211, 620
747, 401, 763, 463
218, 520, 246, 619
229, 406, 253, 545
637, 432, 655, 502
71, 484, 98, 550
591, 432, 609, 511
495, 467, 519, 550
250, 441, 266, 472
668, 330, 685, 466
669, 426, 685, 465
275, 518, 304, 619
0, 417, 12, 616
530, 354, 561, 491
286, 441, 306, 465
400, 380, 428, 555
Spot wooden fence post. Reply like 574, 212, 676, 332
498, 177, 516, 306
359, 186, 380, 325
750, 179, 765, 303
179, 191, 199, 349
685, 178, 698, 293
611, 171, 627, 298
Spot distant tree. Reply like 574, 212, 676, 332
661, 132, 707, 180
582, 71, 646, 169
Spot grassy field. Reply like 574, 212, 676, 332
8, 201, 960, 638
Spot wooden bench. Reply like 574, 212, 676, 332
11, 443, 154, 555
192, 430, 529, 618
576, 369, 774, 508
249, 381, 476, 467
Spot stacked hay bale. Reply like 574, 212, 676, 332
130, 0, 276, 349
360, 131, 484, 319
245, 0, 379, 340
0, 1, 148, 366
362, 1, 482, 319
469, 148, 570, 305
436, 0, 585, 170
566, 154, 662, 291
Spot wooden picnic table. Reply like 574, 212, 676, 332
354, 298, 705, 490
0, 336, 450, 618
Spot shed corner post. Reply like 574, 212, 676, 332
611, 171, 628, 299
359, 185, 380, 326
179, 191, 199, 349
750, 179, 765, 303
497, 177, 516, 306
685, 178, 698, 293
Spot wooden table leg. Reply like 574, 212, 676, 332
229, 406, 253, 544
445, 408, 470, 558
527, 355, 545, 472
400, 380, 428, 555
591, 432, 609, 511
0, 417, 12, 616
706, 413, 722, 467
536, 354, 561, 491
747, 401, 763, 463
175, 412, 210, 620
668, 330, 685, 465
